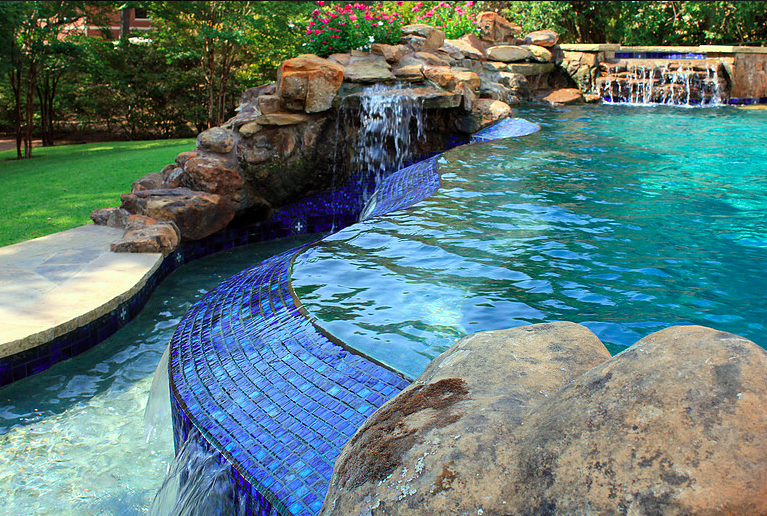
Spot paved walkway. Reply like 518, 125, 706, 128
0, 225, 163, 359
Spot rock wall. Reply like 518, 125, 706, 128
323, 322, 767, 516
92, 13, 576, 253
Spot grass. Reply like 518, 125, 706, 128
0, 138, 195, 247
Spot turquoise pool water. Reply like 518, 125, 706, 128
0, 237, 312, 515
292, 105, 767, 379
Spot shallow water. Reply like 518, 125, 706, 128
0, 236, 313, 515
292, 105, 767, 379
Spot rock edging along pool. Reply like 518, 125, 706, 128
168, 118, 541, 515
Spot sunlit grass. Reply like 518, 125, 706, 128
0, 139, 195, 247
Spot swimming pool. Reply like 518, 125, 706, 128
292, 104, 767, 379
0, 237, 312, 515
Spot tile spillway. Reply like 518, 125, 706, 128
168, 118, 540, 515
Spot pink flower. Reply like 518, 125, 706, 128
320, 18, 329, 24
364, 13, 372, 20
465, 1, 474, 6
349, 14, 357, 21
311, 9, 320, 16
306, 28, 312, 34
411, 6, 419, 12
329, 12, 337, 19
308, 20, 315, 27
313, 29, 322, 34
316, 1, 324, 6
396, 0, 403, 5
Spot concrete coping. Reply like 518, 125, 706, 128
560, 43, 767, 55
0, 225, 163, 359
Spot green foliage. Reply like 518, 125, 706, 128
500, 1, 767, 45
408, 1, 480, 39
303, 2, 405, 57
0, 138, 195, 246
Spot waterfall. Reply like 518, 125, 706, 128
599, 59, 727, 106
144, 345, 170, 444
150, 429, 237, 516
349, 84, 426, 189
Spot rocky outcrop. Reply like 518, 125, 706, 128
322, 323, 767, 516
119, 188, 234, 241
110, 214, 180, 255
541, 87, 584, 105
476, 11, 522, 45
99, 13, 568, 251
277, 54, 344, 113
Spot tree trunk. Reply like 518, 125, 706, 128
206, 40, 216, 128
9, 68, 23, 160
24, 60, 37, 159
120, 8, 131, 42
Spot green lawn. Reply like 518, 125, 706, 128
0, 138, 195, 247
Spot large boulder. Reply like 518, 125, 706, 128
110, 215, 180, 255
525, 44, 553, 63
497, 71, 533, 98
476, 11, 523, 44
541, 88, 584, 105
322, 324, 767, 516
321, 322, 612, 516
276, 54, 344, 113
343, 57, 396, 83
371, 43, 409, 64
131, 172, 164, 193
486, 45, 532, 63
524, 29, 559, 47
196, 127, 235, 154
401, 24, 445, 52
180, 156, 252, 211
441, 39, 484, 60
119, 188, 234, 241
459, 98, 511, 133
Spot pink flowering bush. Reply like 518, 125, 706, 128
304, 1, 405, 57
410, 1, 479, 39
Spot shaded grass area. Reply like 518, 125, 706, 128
0, 139, 195, 247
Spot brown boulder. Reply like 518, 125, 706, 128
111, 216, 180, 256
371, 43, 409, 64
131, 172, 164, 193
119, 188, 234, 241
486, 44, 532, 63
459, 98, 511, 133
497, 71, 533, 98
180, 156, 251, 210
90, 207, 115, 226
277, 54, 344, 113
476, 11, 522, 44
442, 38, 484, 60
343, 57, 395, 83
524, 29, 559, 47
321, 322, 612, 516
196, 127, 235, 154
322, 324, 767, 516
401, 24, 445, 52
525, 44, 553, 62
392, 63, 424, 82
175, 150, 200, 167
509, 326, 767, 515
255, 94, 281, 115
542, 88, 584, 105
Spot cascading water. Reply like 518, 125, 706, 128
349, 83, 426, 189
150, 429, 237, 516
346, 83, 427, 218
597, 59, 728, 106
144, 345, 170, 444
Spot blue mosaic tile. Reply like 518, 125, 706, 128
471, 117, 541, 143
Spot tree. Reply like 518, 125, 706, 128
149, 1, 313, 128
0, 1, 107, 158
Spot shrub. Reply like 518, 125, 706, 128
411, 1, 479, 39
303, 1, 405, 57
